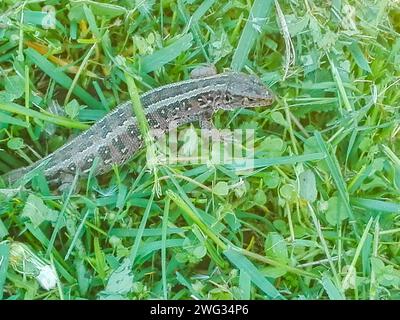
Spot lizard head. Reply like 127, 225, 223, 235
218, 72, 274, 110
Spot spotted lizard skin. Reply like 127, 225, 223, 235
3, 72, 274, 187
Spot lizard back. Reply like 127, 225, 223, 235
3, 72, 274, 187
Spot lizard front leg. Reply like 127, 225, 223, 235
57, 173, 75, 194
199, 113, 235, 144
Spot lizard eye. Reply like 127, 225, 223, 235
68, 163, 76, 172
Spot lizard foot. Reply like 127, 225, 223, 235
199, 116, 237, 145
58, 172, 80, 194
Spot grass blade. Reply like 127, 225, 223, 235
342, 217, 373, 291
239, 270, 251, 300
351, 198, 400, 214
224, 246, 283, 299
231, 0, 274, 71
348, 41, 372, 73
161, 197, 170, 300
226, 152, 325, 170
25, 48, 102, 109
321, 275, 346, 300
64, 209, 91, 260
0, 102, 89, 130
0, 241, 10, 300
128, 189, 155, 267
141, 34, 193, 73
314, 131, 357, 232
0, 111, 29, 128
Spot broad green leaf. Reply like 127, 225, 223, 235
348, 41, 372, 73
254, 189, 267, 205
264, 232, 289, 263
65, 99, 80, 119
213, 181, 229, 196
298, 169, 318, 202
325, 196, 348, 226
7, 137, 24, 150
263, 171, 280, 189
259, 136, 286, 157
209, 28, 233, 63
371, 257, 400, 287
21, 194, 50, 228
271, 111, 288, 127
280, 184, 297, 201
103, 258, 133, 296
193, 245, 207, 259
4, 75, 24, 100
21, 194, 58, 229
287, 15, 310, 36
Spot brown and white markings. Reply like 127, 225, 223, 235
3, 71, 274, 188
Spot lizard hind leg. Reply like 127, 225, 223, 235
199, 114, 236, 145
190, 64, 217, 79
58, 171, 80, 194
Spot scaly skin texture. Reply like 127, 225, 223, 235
3, 72, 274, 187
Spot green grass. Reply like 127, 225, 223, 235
1, 0, 400, 300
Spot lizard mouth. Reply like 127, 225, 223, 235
245, 93, 275, 106
261, 90, 276, 105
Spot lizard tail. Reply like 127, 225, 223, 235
2, 167, 29, 185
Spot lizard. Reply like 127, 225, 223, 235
2, 69, 274, 189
